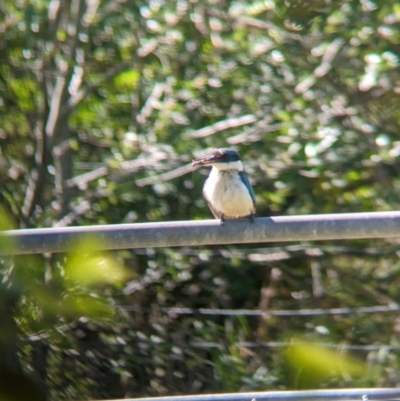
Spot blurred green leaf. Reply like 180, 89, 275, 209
285, 339, 366, 388
0, 205, 16, 254
0, 205, 15, 231
114, 69, 140, 90
65, 238, 131, 286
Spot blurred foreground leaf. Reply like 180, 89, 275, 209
65, 238, 131, 286
0, 206, 15, 231
284, 339, 366, 388
0, 205, 16, 254
9, 238, 130, 326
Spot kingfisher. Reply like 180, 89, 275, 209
192, 148, 256, 224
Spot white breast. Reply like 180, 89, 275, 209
203, 168, 255, 218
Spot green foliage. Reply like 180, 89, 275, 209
2, 0, 400, 399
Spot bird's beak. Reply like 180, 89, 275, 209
192, 155, 222, 167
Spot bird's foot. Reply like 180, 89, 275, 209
220, 214, 226, 226
249, 213, 255, 223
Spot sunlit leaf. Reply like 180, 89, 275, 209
285, 339, 366, 388
0, 206, 15, 231
0, 206, 16, 254
114, 69, 140, 90
65, 238, 131, 286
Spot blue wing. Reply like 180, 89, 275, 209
239, 171, 256, 207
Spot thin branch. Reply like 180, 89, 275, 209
190, 341, 400, 352
184, 114, 257, 139
227, 109, 353, 145
65, 152, 169, 190
136, 83, 164, 125
53, 200, 92, 227
311, 260, 324, 298
295, 38, 345, 94
135, 163, 193, 187
22, 91, 49, 223
65, 167, 108, 189
121, 304, 400, 317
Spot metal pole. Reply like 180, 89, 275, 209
106, 388, 400, 401
2, 211, 400, 255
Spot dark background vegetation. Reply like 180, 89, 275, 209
2, 0, 400, 399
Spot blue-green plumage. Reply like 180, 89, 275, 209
238, 171, 256, 207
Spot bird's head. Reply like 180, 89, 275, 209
192, 148, 243, 171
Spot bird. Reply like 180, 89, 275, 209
192, 148, 256, 224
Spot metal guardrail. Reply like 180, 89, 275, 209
108, 389, 400, 401
2, 211, 400, 255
